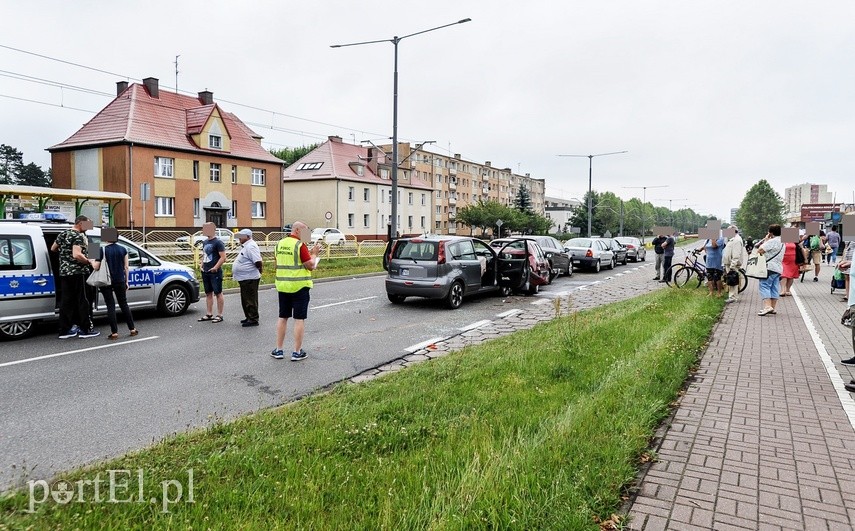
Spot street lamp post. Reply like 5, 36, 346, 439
558, 151, 627, 237
623, 184, 667, 242
332, 18, 471, 241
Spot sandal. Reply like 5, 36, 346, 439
197, 315, 214, 322
129, 329, 139, 337
107, 333, 119, 340
211, 315, 224, 323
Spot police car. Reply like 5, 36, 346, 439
0, 219, 200, 339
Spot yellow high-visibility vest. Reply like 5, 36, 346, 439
274, 237, 313, 293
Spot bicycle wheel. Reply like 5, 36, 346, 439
667, 265, 692, 287
737, 269, 749, 293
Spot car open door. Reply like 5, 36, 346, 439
495, 239, 530, 291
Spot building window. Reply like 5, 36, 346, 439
155, 197, 174, 217
230, 200, 237, 219
193, 198, 200, 218
388, 190, 392, 203
408, 216, 413, 228
420, 216, 425, 228
296, 162, 323, 171
435, 221, 440, 230
421, 193, 426, 206
436, 190, 441, 199
154, 157, 174, 178
210, 163, 221, 182
436, 206, 441, 215
408, 192, 413, 205
363, 188, 369, 201
193, 160, 199, 181
231, 165, 237, 184
209, 134, 222, 149
363, 214, 370, 228
251, 168, 265, 186
348, 186, 355, 201
348, 213, 354, 227
251, 201, 266, 219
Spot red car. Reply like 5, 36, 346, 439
490, 238, 552, 294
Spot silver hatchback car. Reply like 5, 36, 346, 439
385, 236, 532, 309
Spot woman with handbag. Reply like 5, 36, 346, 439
754, 224, 784, 316
90, 232, 138, 340
779, 238, 805, 296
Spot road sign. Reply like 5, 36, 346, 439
140, 183, 150, 201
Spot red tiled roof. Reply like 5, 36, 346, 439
49, 84, 282, 164
283, 139, 433, 191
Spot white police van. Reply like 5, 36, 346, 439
0, 219, 200, 339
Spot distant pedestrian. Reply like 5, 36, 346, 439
755, 224, 784, 316
198, 226, 226, 323
827, 226, 841, 265
271, 221, 321, 361
232, 229, 263, 327
51, 215, 99, 338
91, 230, 137, 340
723, 228, 747, 303
660, 233, 676, 283
807, 231, 823, 282
651, 234, 666, 280
700, 234, 726, 297
779, 239, 804, 297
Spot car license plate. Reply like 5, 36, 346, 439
401, 268, 409, 276
573, 260, 581, 265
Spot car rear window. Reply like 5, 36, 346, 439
393, 241, 438, 260
566, 238, 592, 247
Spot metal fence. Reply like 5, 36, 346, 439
119, 229, 385, 267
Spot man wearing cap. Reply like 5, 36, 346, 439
232, 229, 263, 327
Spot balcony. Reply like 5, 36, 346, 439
448, 195, 457, 205
449, 180, 456, 190
448, 167, 457, 176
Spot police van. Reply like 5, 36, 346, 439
0, 219, 200, 339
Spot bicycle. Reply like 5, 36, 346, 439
665, 249, 748, 293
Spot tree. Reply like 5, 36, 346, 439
0, 144, 23, 185
734, 179, 785, 240
270, 143, 321, 167
513, 184, 533, 214
18, 163, 51, 187
569, 190, 600, 235
456, 202, 487, 235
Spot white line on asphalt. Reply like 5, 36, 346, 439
496, 309, 522, 318
459, 320, 491, 331
313, 296, 377, 309
792, 291, 855, 430
531, 299, 550, 305
0, 336, 160, 369
405, 337, 446, 353
614, 273, 624, 277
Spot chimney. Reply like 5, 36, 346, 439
454, 153, 461, 159
116, 81, 129, 96
198, 90, 213, 105
329, 135, 343, 143
485, 161, 491, 167
142, 77, 159, 98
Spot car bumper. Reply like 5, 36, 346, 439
572, 257, 599, 267
385, 277, 450, 299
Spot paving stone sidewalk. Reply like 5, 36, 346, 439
629, 264, 855, 530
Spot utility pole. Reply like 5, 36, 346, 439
174, 55, 180, 93
558, 151, 628, 237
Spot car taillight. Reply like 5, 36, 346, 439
437, 244, 446, 265
586, 249, 593, 258
626, 244, 635, 249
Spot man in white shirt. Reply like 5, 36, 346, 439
232, 229, 263, 327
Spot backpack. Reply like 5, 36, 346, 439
810, 236, 821, 250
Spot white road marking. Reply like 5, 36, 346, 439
313, 296, 377, 309
531, 299, 551, 305
459, 320, 492, 331
614, 273, 624, 277
0, 336, 160, 369
792, 291, 855, 430
496, 309, 522, 318
405, 337, 446, 353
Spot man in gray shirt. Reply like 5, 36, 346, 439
827, 226, 841, 265
232, 229, 263, 327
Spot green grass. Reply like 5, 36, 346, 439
201, 257, 384, 290
0, 289, 723, 530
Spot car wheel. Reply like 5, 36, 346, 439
0, 320, 35, 340
565, 264, 573, 277
608, 257, 616, 270
387, 294, 406, 304
528, 282, 540, 295
593, 260, 601, 273
622, 256, 628, 265
158, 283, 190, 316
445, 281, 465, 309
548, 268, 556, 284
641, 253, 646, 262
499, 286, 512, 297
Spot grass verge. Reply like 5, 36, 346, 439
0, 288, 723, 530
201, 256, 384, 290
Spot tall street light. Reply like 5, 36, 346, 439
558, 151, 627, 237
623, 184, 667, 242
332, 18, 472, 241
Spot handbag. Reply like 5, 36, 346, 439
86, 262, 112, 288
724, 269, 740, 286
745, 251, 768, 279
843, 307, 853, 328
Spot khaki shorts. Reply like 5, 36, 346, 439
810, 250, 822, 263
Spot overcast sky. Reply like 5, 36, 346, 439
2, 0, 854, 222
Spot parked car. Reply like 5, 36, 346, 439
563, 237, 616, 272
598, 238, 629, 266
490, 235, 572, 281
0, 220, 200, 339
615, 236, 646, 262
176, 228, 234, 249
488, 238, 552, 290
310, 227, 347, 246
385, 236, 540, 309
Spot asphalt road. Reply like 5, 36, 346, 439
0, 263, 640, 490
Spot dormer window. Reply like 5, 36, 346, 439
209, 134, 222, 149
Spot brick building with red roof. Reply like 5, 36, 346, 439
49, 77, 284, 231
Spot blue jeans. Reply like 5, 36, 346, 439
758, 272, 781, 300
830, 247, 838, 264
